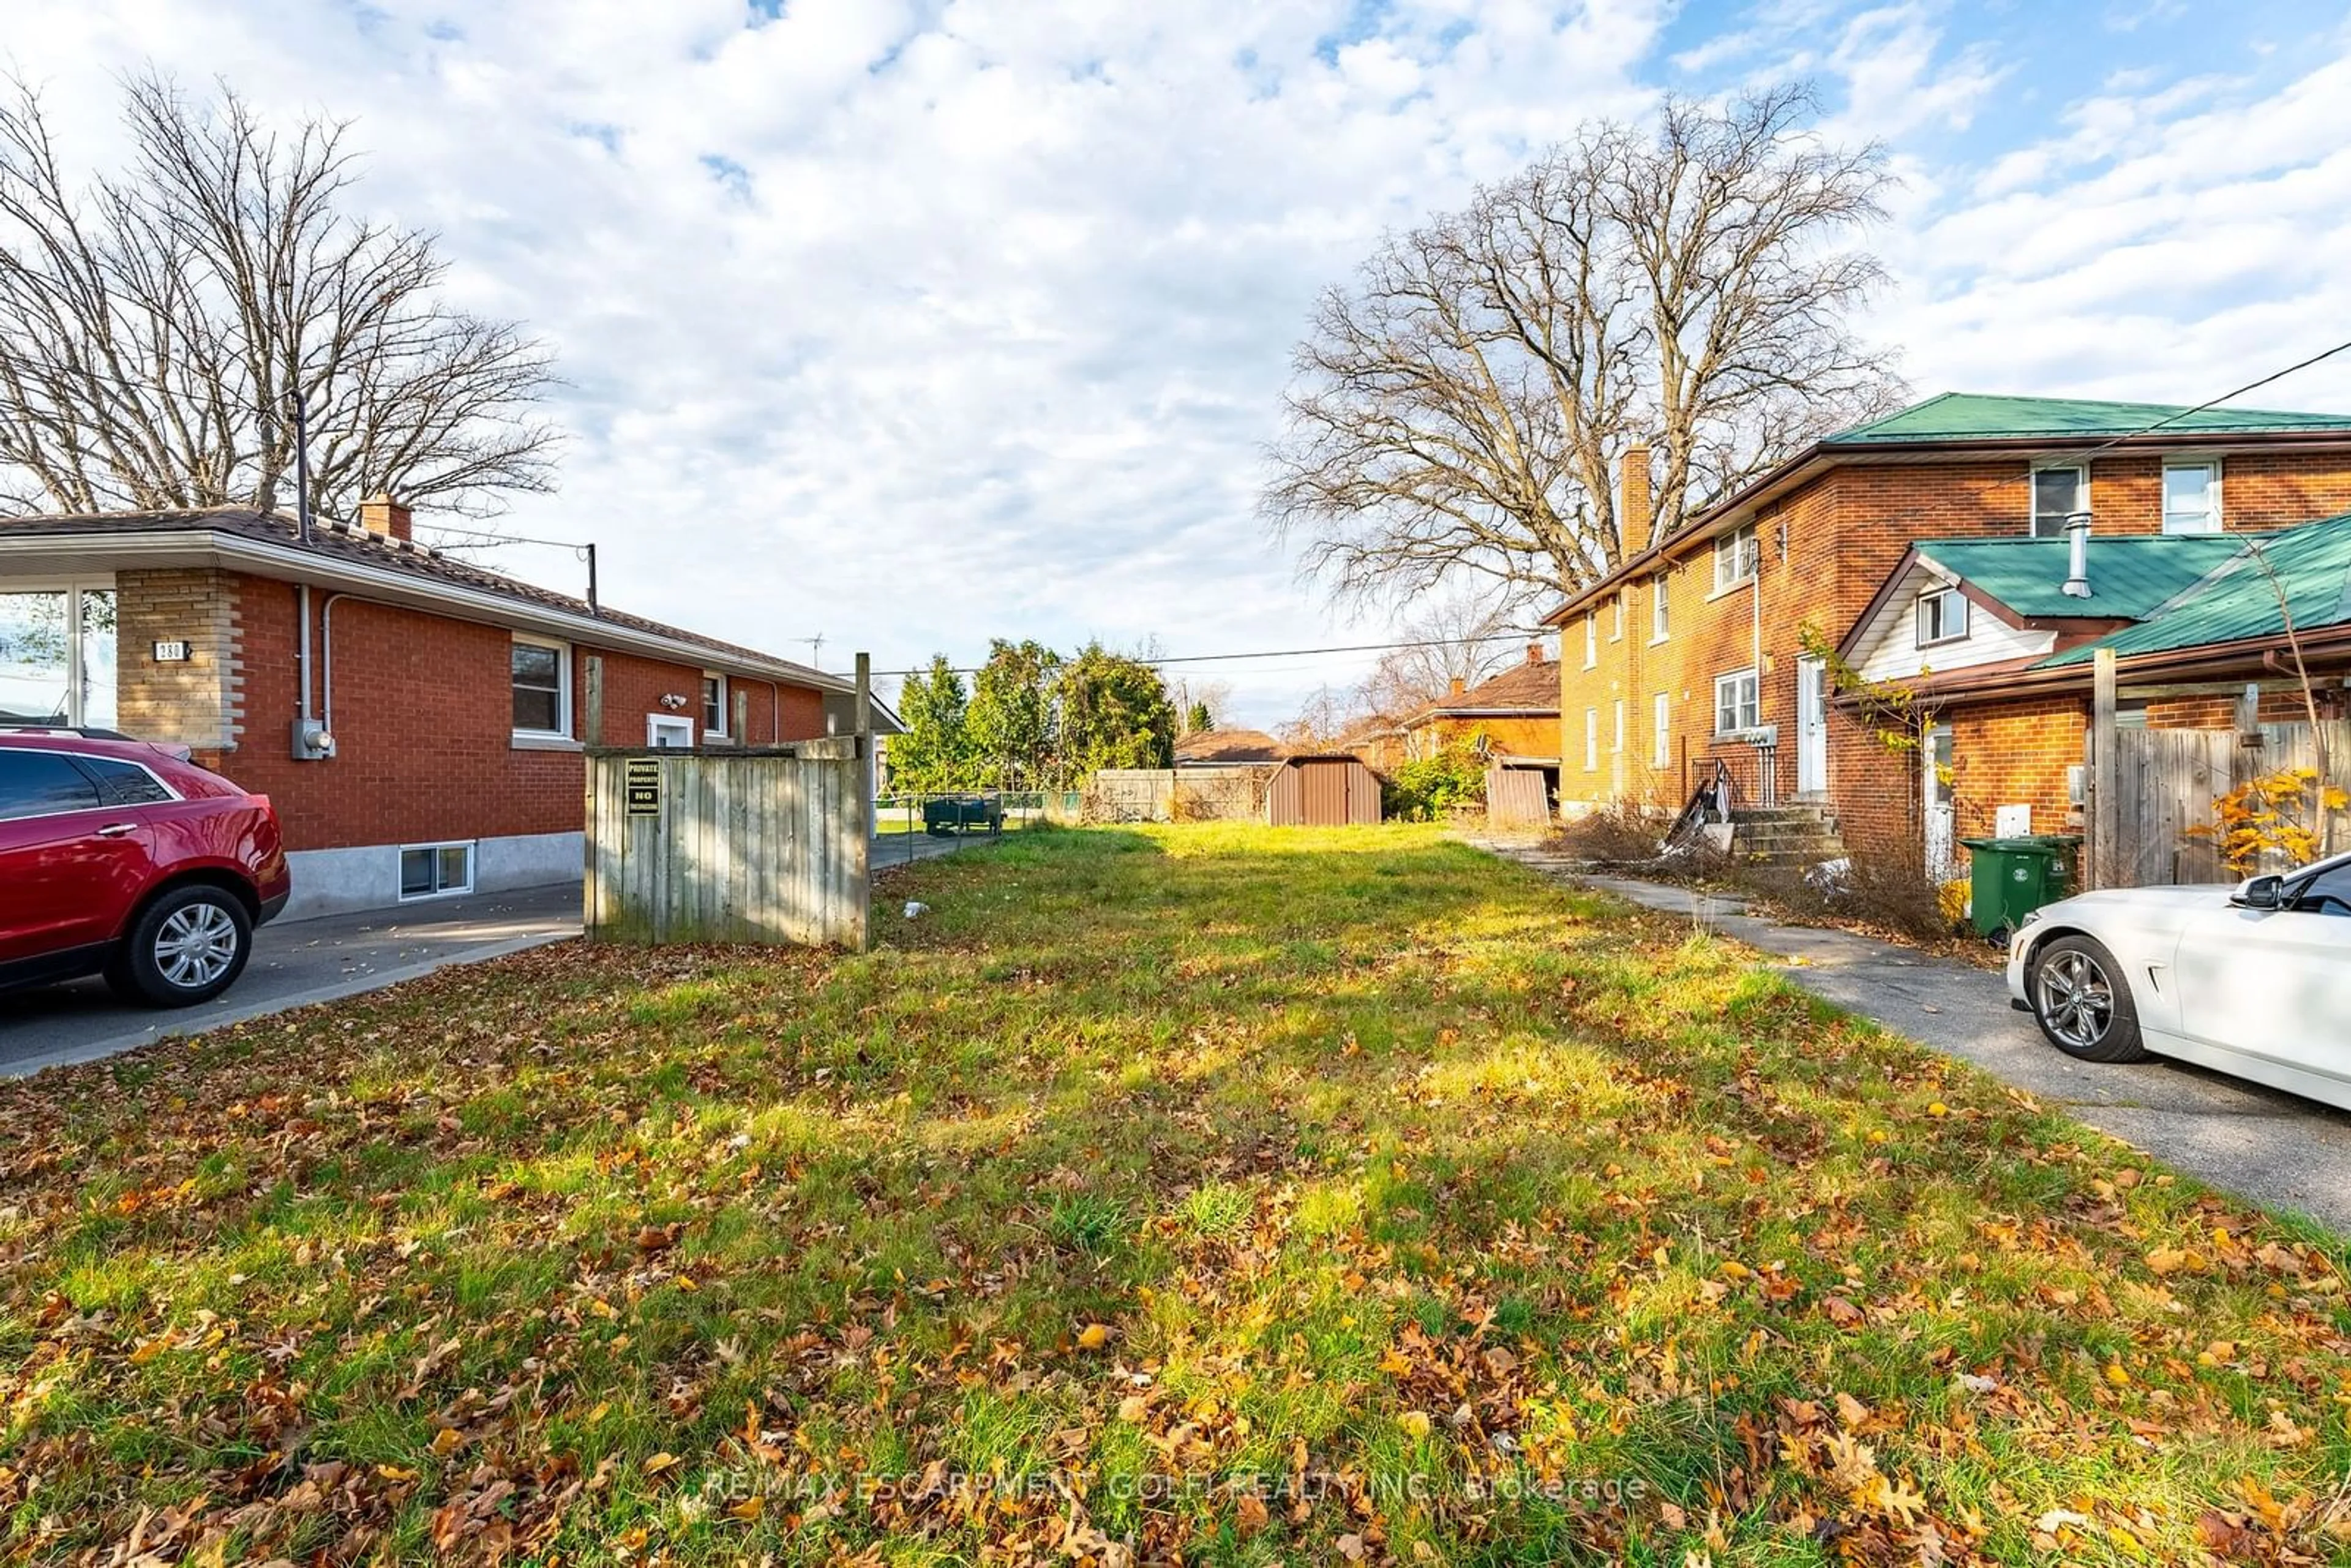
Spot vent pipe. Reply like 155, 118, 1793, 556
2061, 512, 2093, 599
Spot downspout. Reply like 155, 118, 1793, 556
297, 584, 315, 724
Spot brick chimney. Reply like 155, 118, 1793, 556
1619, 445, 1652, 534
1448, 677, 1466, 696
1526, 642, 1544, 665
358, 493, 412, 542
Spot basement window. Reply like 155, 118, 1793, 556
399, 841, 474, 901
1916, 585, 1970, 647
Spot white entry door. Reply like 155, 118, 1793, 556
1923, 724, 1956, 879
1796, 656, 1829, 797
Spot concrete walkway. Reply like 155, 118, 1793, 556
1472, 843, 2351, 1234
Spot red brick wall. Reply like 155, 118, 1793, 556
201, 575, 828, 853
1948, 694, 2088, 846
1557, 444, 2351, 834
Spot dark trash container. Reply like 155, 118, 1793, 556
1960, 835, 2079, 940
923, 795, 1003, 837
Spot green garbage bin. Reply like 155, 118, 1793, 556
1960, 835, 2079, 940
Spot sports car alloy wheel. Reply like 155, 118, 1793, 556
2036, 947, 2113, 1050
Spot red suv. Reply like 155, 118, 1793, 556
0, 730, 291, 1007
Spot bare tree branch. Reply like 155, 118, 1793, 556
0, 71, 558, 522
1265, 84, 1904, 606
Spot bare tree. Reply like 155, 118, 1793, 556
1267, 84, 1903, 606
1354, 587, 1524, 719
0, 73, 557, 520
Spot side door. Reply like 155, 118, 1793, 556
2174, 860, 2351, 1095
1922, 725, 1957, 880
0, 749, 159, 971
1796, 656, 1829, 797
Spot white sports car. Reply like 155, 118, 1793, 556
2007, 851, 2351, 1112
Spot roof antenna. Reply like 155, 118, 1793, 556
798, 633, 825, 666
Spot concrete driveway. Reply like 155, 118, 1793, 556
0, 882, 583, 1079
1481, 846, 2351, 1236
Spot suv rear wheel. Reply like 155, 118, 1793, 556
108, 884, 253, 1007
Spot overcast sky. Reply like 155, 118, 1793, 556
13, 0, 2351, 723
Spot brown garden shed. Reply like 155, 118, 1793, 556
1266, 754, 1383, 826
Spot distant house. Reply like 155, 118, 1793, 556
0, 500, 861, 918
1550, 391, 2351, 873
1398, 644, 1560, 763
1174, 727, 1288, 767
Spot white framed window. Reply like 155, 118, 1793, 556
701, 673, 729, 738
2030, 466, 2085, 538
2163, 460, 2221, 534
1611, 698, 1624, 754
399, 841, 474, 900
1583, 707, 1598, 771
647, 715, 693, 748
1712, 524, 1759, 593
510, 635, 571, 738
1714, 668, 1760, 735
0, 580, 117, 729
1610, 594, 1625, 642
1583, 614, 1597, 669
1652, 692, 1671, 768
1916, 585, 1970, 647
1651, 576, 1669, 642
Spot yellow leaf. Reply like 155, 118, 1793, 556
643, 1451, 681, 1477
1118, 1395, 1149, 1424
1076, 1322, 1111, 1351
727, 1495, 764, 1521
1399, 1409, 1433, 1439
430, 1427, 463, 1455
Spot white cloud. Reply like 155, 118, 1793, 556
7, 0, 2351, 724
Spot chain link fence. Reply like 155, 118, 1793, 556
870, 790, 1079, 865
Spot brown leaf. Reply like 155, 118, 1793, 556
1235, 1491, 1270, 1536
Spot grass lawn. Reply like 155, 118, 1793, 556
5, 823, 2349, 1566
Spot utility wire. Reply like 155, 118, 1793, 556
871, 629, 1547, 680
2036, 335, 2351, 473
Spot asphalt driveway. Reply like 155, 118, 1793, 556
1479, 844, 2351, 1235
1, 830, 1000, 1079
0, 882, 583, 1079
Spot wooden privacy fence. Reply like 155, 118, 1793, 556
582, 653, 874, 948
2090, 717, 2351, 887
1082, 768, 1273, 823
1484, 766, 1551, 830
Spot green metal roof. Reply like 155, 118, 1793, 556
2034, 513, 2351, 669
1916, 535, 2244, 620
1827, 392, 2351, 446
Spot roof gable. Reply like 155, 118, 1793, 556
1827, 392, 2351, 446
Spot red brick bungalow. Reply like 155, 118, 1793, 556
0, 498, 857, 917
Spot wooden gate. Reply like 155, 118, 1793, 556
2090, 719, 2351, 887
1485, 766, 1551, 830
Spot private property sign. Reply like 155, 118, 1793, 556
624, 757, 661, 817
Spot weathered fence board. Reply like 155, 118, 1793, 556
2091, 718, 2351, 887
1084, 768, 1274, 823
585, 746, 869, 948
1485, 766, 1551, 830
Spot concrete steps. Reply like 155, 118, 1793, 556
1728, 806, 1845, 869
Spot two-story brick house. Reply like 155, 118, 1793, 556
0, 499, 867, 917
1548, 392, 2351, 867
